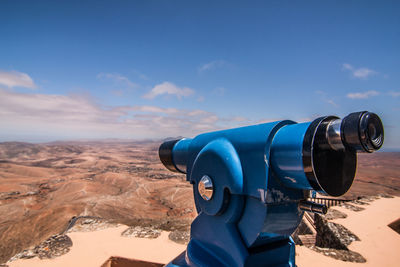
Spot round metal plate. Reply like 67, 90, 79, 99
198, 175, 214, 201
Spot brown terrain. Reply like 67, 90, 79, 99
0, 141, 194, 264
0, 141, 399, 264
345, 152, 400, 199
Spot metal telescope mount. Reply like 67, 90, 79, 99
159, 111, 384, 267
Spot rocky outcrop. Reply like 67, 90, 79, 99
121, 226, 161, 239
312, 210, 366, 262
65, 217, 120, 233
338, 202, 365, 212
310, 246, 366, 263
323, 209, 347, 220
292, 206, 370, 262
168, 230, 190, 244
314, 213, 359, 250
9, 234, 72, 262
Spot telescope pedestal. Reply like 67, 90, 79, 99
165, 213, 296, 267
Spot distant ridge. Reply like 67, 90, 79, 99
162, 136, 185, 142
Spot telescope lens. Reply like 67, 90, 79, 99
359, 112, 384, 152
368, 123, 377, 139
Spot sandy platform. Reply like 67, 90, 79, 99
8, 227, 185, 267
8, 196, 400, 267
296, 196, 400, 267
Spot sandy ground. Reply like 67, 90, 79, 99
8, 197, 400, 267
8, 227, 186, 267
296, 196, 400, 267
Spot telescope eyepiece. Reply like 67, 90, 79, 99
297, 111, 383, 196
341, 111, 384, 153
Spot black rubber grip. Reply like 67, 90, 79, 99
341, 111, 366, 151
159, 139, 181, 172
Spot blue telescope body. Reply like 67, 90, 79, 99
159, 111, 383, 267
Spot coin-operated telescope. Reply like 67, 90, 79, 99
159, 111, 383, 267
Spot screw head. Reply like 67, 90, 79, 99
198, 175, 214, 201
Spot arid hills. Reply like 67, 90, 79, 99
345, 152, 400, 199
0, 141, 399, 264
0, 141, 193, 263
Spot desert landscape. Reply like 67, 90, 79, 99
0, 141, 399, 266
0, 141, 194, 265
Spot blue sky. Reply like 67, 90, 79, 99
0, 1, 399, 150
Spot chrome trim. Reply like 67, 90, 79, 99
198, 175, 214, 201
326, 119, 345, 151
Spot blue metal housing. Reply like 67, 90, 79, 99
158, 111, 384, 266
165, 120, 317, 267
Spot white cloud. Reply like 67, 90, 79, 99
97, 73, 137, 88
232, 116, 246, 122
342, 63, 377, 79
256, 118, 282, 124
187, 110, 209, 116
132, 105, 179, 114
327, 99, 338, 107
143, 81, 194, 99
388, 91, 400, 97
198, 60, 227, 73
0, 70, 36, 89
315, 90, 339, 107
0, 88, 237, 141
346, 90, 379, 99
